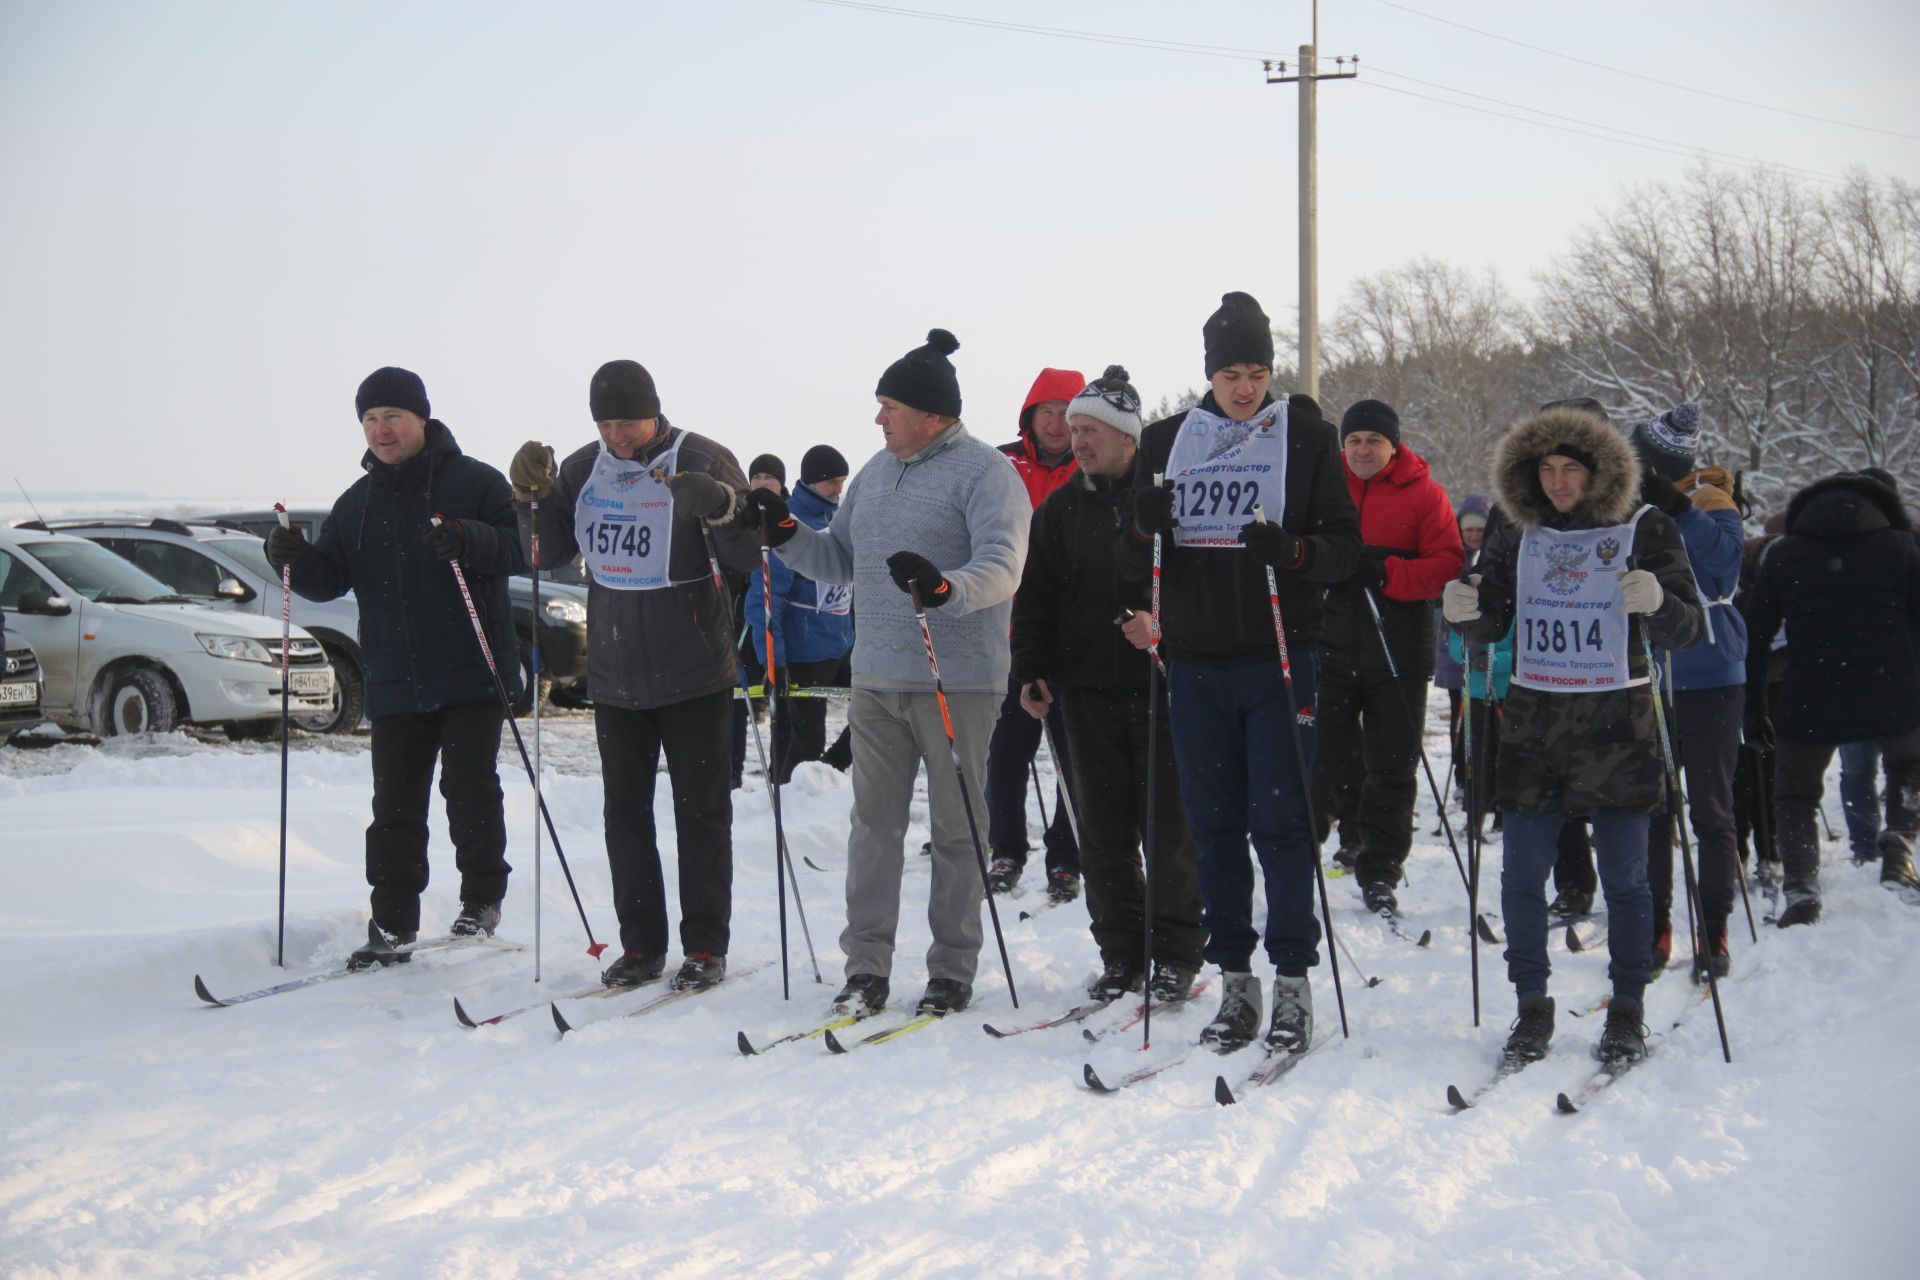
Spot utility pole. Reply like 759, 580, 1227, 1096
1265, 2, 1357, 401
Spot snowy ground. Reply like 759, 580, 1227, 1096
2, 695, 1916, 1279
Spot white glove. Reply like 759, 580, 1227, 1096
1618, 569, 1664, 615
1442, 577, 1483, 624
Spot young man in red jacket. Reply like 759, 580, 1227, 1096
984, 366, 1088, 901
1311, 399, 1464, 917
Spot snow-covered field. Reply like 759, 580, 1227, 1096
2, 699, 1915, 1279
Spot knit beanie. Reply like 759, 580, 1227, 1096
1630, 402, 1700, 481
800, 444, 850, 485
875, 329, 963, 417
356, 367, 430, 421
748, 453, 786, 485
1457, 492, 1491, 530
589, 359, 661, 422
1202, 292, 1276, 377
1341, 398, 1402, 447
1066, 364, 1144, 442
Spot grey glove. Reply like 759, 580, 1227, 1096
1442, 577, 1482, 624
1617, 569, 1664, 615
510, 441, 557, 499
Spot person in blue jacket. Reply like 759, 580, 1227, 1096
747, 444, 855, 784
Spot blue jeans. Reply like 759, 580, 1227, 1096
1838, 741, 1882, 860
1168, 654, 1322, 974
1501, 808, 1652, 1002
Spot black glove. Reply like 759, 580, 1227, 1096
1351, 550, 1389, 591
1744, 704, 1774, 750
1132, 486, 1177, 537
887, 550, 951, 608
1238, 519, 1304, 570
424, 519, 466, 562
663, 470, 739, 523
264, 524, 309, 573
510, 440, 557, 499
1641, 467, 1692, 519
741, 487, 799, 548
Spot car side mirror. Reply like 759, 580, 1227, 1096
215, 576, 255, 602
18, 587, 71, 617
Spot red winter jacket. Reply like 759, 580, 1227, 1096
999, 367, 1086, 510
1322, 442, 1465, 678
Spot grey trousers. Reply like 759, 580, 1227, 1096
842, 686, 998, 985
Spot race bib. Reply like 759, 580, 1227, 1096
1512, 508, 1651, 693
816, 581, 853, 616
574, 439, 680, 590
1164, 403, 1289, 547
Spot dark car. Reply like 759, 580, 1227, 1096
204, 508, 591, 711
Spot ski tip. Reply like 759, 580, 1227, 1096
1214, 1075, 1237, 1106
982, 1023, 1009, 1039
736, 1030, 759, 1057
192, 975, 226, 1007
1566, 925, 1585, 952
824, 1029, 849, 1055
550, 1002, 574, 1035
1556, 1092, 1579, 1115
1082, 1027, 1100, 1043
803, 857, 829, 872
1417, 929, 1433, 948
453, 997, 478, 1028
1446, 1084, 1471, 1111
1365, 975, 1384, 988
1082, 1063, 1115, 1094
1476, 914, 1502, 944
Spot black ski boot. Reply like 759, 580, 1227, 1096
450, 902, 501, 938
833, 973, 889, 1016
601, 951, 666, 987
1548, 887, 1594, 920
1046, 868, 1082, 904
347, 921, 416, 971
1332, 842, 1360, 872
1200, 972, 1262, 1051
1361, 880, 1399, 918
1086, 959, 1143, 1002
1597, 995, 1647, 1065
985, 856, 1020, 895
1503, 993, 1555, 1065
1778, 874, 1822, 927
668, 952, 727, 991
1879, 836, 1920, 902
915, 978, 971, 1016
1692, 916, 1731, 982
1148, 963, 1199, 1003
1264, 974, 1313, 1054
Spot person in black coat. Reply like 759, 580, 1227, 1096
1743, 470, 1920, 925
266, 367, 524, 963
1010, 366, 1206, 1003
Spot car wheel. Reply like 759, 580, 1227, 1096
99, 666, 178, 737
295, 646, 366, 734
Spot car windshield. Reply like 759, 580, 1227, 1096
19, 539, 189, 604
207, 536, 273, 581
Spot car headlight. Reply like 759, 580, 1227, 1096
543, 598, 587, 624
196, 633, 275, 664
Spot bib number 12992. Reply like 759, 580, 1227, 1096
1175, 477, 1260, 519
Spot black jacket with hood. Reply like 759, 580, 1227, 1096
1010, 468, 1153, 695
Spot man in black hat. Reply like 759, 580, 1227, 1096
265, 366, 524, 966
510, 359, 759, 992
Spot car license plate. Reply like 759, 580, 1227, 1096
0, 681, 36, 706
290, 671, 333, 695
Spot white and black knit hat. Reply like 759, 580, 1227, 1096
1066, 364, 1144, 442
1630, 401, 1700, 481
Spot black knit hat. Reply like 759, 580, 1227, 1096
875, 328, 962, 417
589, 359, 661, 422
356, 367, 430, 421
800, 444, 850, 485
1341, 398, 1402, 447
748, 453, 786, 485
1202, 292, 1275, 377
1629, 402, 1700, 482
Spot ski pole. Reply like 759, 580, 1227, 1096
702, 522, 821, 990
1141, 472, 1166, 1046
1643, 629, 1731, 1063
431, 515, 607, 959
909, 581, 1018, 1008
1461, 632, 1482, 1028
1361, 586, 1472, 897
530, 499, 545, 984
1028, 757, 1051, 835
1251, 506, 1348, 1040
274, 503, 292, 968
759, 516, 792, 999
1039, 715, 1081, 847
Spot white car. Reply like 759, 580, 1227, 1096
0, 525, 335, 738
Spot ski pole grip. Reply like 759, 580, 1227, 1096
274, 503, 290, 530
1152, 471, 1164, 487
1253, 504, 1268, 525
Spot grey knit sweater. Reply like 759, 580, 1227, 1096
776, 421, 1029, 692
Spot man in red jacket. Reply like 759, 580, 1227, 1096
985, 366, 1088, 900
1311, 399, 1464, 917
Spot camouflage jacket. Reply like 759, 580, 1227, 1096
1458, 406, 1704, 816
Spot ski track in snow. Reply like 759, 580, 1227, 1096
2, 696, 1915, 1278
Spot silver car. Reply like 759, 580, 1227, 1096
0, 525, 334, 738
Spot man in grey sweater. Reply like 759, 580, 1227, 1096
742, 329, 1030, 1017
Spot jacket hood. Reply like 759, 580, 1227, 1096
1019, 367, 1087, 437
1456, 492, 1491, 521
1345, 441, 1431, 493
1492, 406, 1640, 529
1785, 472, 1912, 538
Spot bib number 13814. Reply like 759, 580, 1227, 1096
1523, 616, 1604, 655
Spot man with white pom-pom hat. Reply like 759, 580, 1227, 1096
740, 328, 1030, 1020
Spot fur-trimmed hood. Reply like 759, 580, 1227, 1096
1492, 406, 1641, 530
1785, 471, 1913, 538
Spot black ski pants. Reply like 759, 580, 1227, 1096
1310, 663, 1427, 888
596, 690, 734, 958
1647, 685, 1743, 923
984, 685, 1079, 874
366, 699, 510, 935
771, 655, 848, 785
1775, 723, 1920, 894
1059, 688, 1206, 971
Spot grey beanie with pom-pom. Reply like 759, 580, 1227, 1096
1067, 364, 1145, 442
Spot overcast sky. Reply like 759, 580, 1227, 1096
2, 0, 1916, 508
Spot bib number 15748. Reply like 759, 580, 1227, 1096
585, 521, 651, 559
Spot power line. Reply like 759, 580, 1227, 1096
803, 0, 1278, 61
1372, 0, 1920, 142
